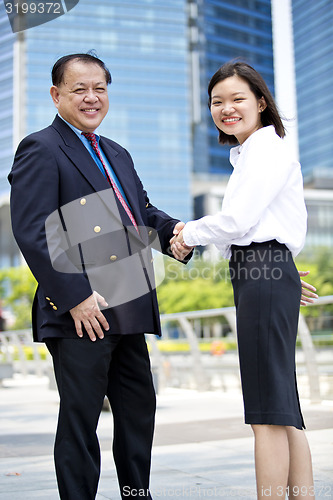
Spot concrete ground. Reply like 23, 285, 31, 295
0, 376, 332, 499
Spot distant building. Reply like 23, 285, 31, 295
192, 183, 333, 253
0, 9, 15, 195
0, 0, 192, 265
304, 190, 333, 248
190, 0, 333, 251
292, 0, 333, 184
0, 0, 332, 269
190, 0, 275, 176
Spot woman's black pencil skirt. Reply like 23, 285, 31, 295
229, 240, 305, 430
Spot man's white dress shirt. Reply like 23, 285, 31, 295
183, 126, 307, 258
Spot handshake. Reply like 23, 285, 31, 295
170, 221, 194, 261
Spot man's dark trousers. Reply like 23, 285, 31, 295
46, 334, 155, 500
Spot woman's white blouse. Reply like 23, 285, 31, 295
183, 126, 307, 258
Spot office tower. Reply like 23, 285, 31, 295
0, 7, 15, 195
1, 0, 332, 267
292, 0, 333, 246
292, 0, 333, 184
190, 0, 275, 176
0, 6, 17, 266
0, 0, 192, 220
0, 0, 192, 266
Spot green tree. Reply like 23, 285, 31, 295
0, 266, 37, 330
296, 249, 333, 334
157, 252, 234, 314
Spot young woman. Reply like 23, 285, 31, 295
171, 62, 315, 499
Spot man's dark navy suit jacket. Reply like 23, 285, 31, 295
9, 115, 183, 341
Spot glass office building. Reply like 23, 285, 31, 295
1, 0, 332, 268
0, 5, 17, 267
0, 5, 15, 194
292, 0, 333, 182
191, 0, 274, 176
0, 0, 192, 223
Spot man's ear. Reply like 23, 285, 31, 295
50, 86, 60, 107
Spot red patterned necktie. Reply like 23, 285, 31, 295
82, 132, 138, 233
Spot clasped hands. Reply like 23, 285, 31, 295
170, 221, 194, 261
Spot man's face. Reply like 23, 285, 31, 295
50, 60, 109, 133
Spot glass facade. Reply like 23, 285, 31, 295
192, 0, 274, 175
292, 0, 333, 181
305, 195, 333, 248
0, 0, 192, 221
0, 2, 15, 194
1, 0, 332, 265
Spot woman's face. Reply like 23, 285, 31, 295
210, 75, 266, 144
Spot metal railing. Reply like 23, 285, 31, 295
1, 296, 332, 401
0, 329, 50, 378
150, 296, 333, 401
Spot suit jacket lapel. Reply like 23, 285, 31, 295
52, 116, 112, 194
100, 137, 146, 230
51, 117, 126, 232
51, 116, 144, 243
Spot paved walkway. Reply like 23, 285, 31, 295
0, 376, 332, 499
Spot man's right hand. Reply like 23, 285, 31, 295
170, 222, 194, 261
70, 291, 110, 341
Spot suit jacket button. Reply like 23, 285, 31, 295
110, 255, 117, 261
94, 226, 101, 233
46, 297, 50, 301
148, 230, 153, 236
53, 306, 58, 311
80, 198, 87, 205
50, 302, 54, 306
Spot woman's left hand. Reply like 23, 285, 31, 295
298, 271, 318, 306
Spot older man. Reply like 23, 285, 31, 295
9, 53, 192, 500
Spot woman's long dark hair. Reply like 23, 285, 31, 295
208, 61, 285, 145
